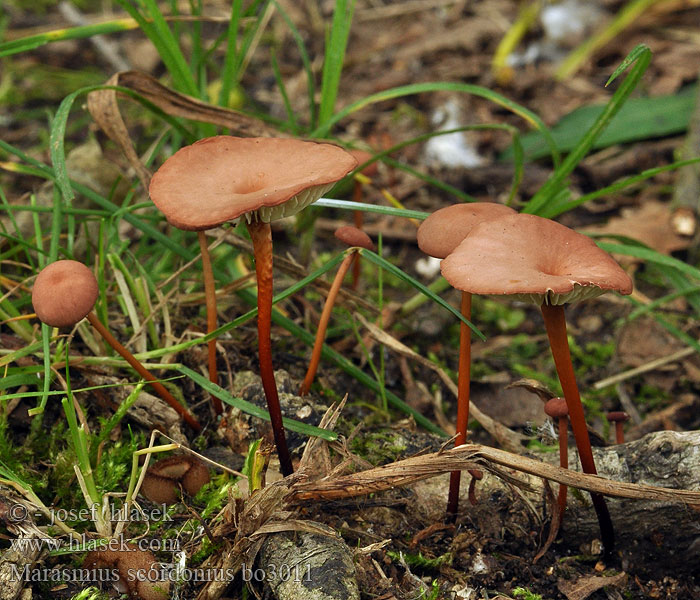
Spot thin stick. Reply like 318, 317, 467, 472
198, 230, 222, 414
247, 220, 293, 477
556, 415, 568, 524
299, 251, 357, 396
86, 312, 201, 431
540, 303, 614, 559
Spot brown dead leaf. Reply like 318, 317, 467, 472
557, 572, 627, 600
582, 200, 691, 258
617, 317, 685, 369
87, 71, 280, 190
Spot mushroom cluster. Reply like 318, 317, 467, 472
140, 455, 210, 505
418, 208, 632, 558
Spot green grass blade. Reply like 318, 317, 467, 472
176, 365, 338, 441
218, 0, 243, 106
310, 81, 558, 164
523, 44, 652, 216
114, 0, 198, 96
596, 240, 700, 281
272, 0, 317, 128
359, 249, 485, 341
500, 86, 695, 163
0, 19, 138, 58
318, 0, 355, 127
542, 156, 700, 218
312, 198, 429, 220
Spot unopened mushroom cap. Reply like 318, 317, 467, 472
32, 260, 98, 328
544, 397, 569, 419
349, 149, 379, 177
417, 202, 516, 259
606, 411, 629, 423
441, 213, 633, 305
334, 225, 375, 251
149, 136, 358, 230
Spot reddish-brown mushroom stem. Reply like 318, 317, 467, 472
467, 469, 483, 506
86, 312, 201, 431
606, 411, 629, 444
247, 219, 293, 477
299, 252, 357, 396
540, 302, 614, 558
198, 231, 223, 415
299, 226, 375, 396
446, 290, 472, 517
544, 397, 569, 524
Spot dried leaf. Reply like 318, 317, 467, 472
87, 71, 280, 190
558, 572, 627, 600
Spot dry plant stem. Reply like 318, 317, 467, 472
446, 291, 472, 517
540, 302, 614, 558
198, 231, 223, 415
246, 219, 294, 477
299, 251, 358, 396
557, 415, 569, 524
85, 312, 201, 431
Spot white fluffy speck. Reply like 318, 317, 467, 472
424, 99, 485, 169
415, 256, 442, 278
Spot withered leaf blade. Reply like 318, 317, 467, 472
87, 71, 281, 190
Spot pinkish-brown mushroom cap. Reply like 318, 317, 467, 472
544, 397, 569, 419
334, 225, 375, 251
440, 213, 633, 305
32, 260, 98, 328
348, 149, 379, 177
416, 202, 516, 259
149, 136, 358, 231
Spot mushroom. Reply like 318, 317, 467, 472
544, 397, 569, 524
32, 260, 201, 431
416, 202, 515, 517
149, 136, 357, 476
299, 226, 375, 396
84, 542, 169, 600
441, 212, 633, 557
140, 455, 210, 504
606, 411, 629, 444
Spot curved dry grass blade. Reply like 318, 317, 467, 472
86, 71, 280, 186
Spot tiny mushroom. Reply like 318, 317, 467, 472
85, 542, 169, 600
606, 411, 629, 444
299, 226, 375, 396
32, 260, 201, 431
417, 202, 515, 517
441, 213, 633, 558
544, 397, 569, 524
150, 136, 358, 476
140, 455, 210, 505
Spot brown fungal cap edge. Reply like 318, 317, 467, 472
417, 202, 516, 259
440, 213, 633, 304
334, 225, 375, 251
149, 136, 358, 231
32, 260, 98, 328
544, 397, 569, 418
606, 411, 629, 422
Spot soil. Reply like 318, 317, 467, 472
2, 1, 700, 599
